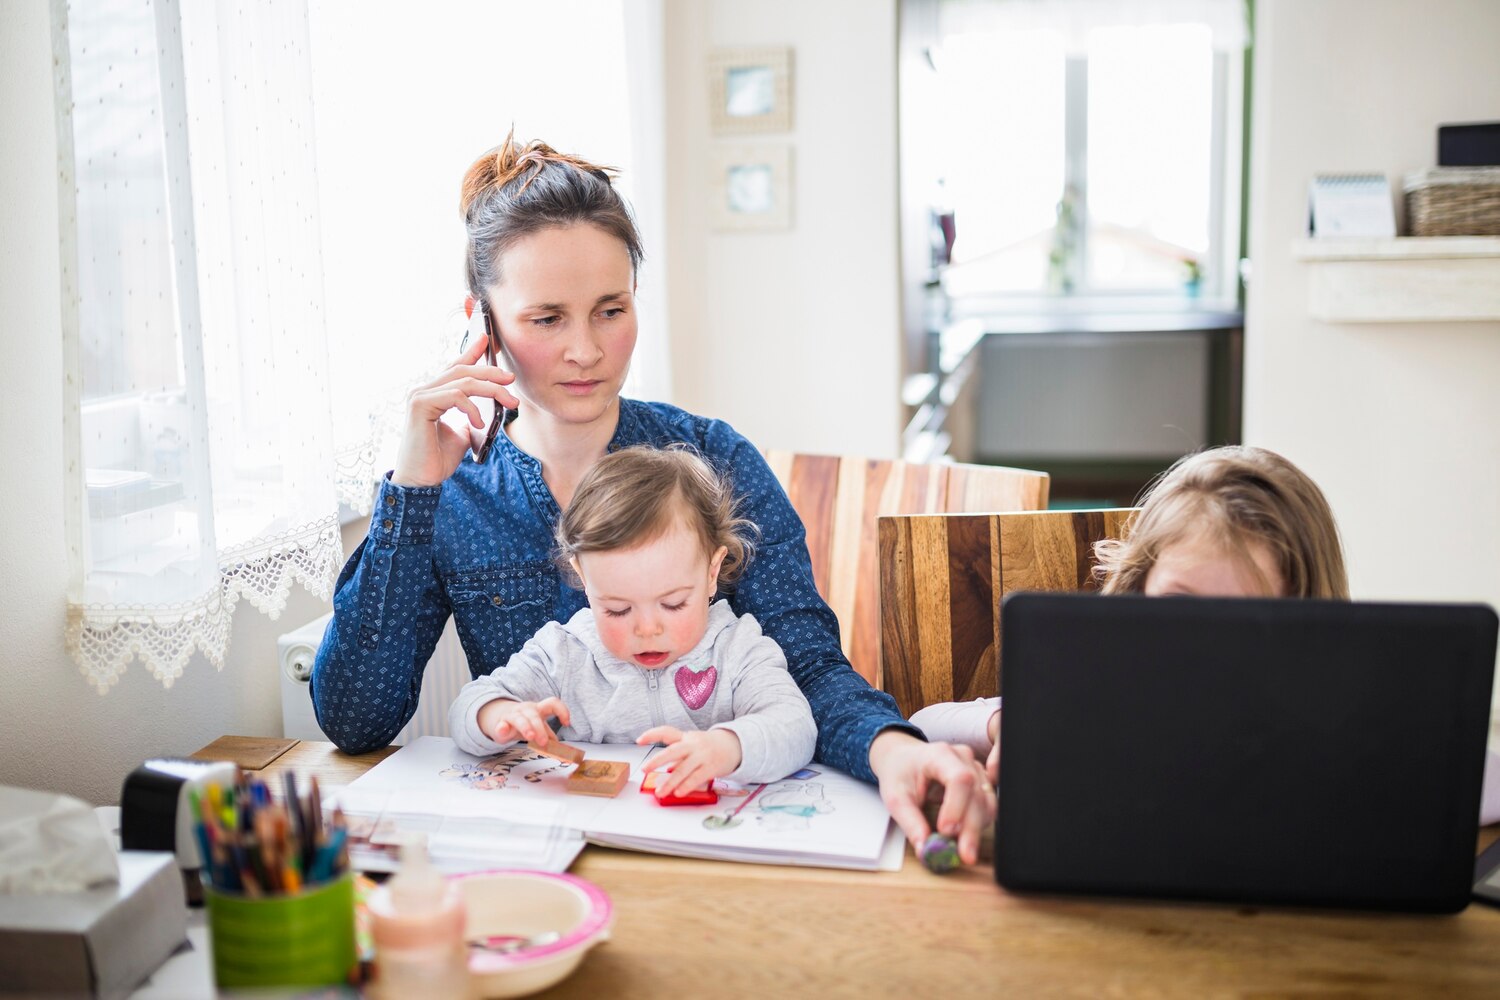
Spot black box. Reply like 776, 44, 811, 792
1439, 121, 1500, 167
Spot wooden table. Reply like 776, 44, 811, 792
199, 739, 1500, 998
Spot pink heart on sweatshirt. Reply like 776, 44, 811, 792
675, 664, 718, 711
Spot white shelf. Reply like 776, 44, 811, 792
1294, 237, 1500, 322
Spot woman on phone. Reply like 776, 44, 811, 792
311, 135, 994, 862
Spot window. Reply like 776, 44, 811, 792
930, 5, 1246, 305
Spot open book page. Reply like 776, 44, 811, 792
585, 745, 894, 869
324, 734, 631, 873
339, 736, 895, 871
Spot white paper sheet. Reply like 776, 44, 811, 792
341, 736, 894, 871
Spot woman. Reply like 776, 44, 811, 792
311, 136, 993, 862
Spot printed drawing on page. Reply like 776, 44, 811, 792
436, 745, 574, 790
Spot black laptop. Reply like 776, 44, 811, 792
995, 593, 1497, 913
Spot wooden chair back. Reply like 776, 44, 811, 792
762, 451, 1050, 684
877, 508, 1137, 717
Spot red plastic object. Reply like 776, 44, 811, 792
639, 771, 718, 806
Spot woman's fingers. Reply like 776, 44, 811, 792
422, 363, 517, 394
929, 745, 993, 865
408, 387, 484, 429
408, 378, 518, 420
451, 363, 517, 384
953, 771, 996, 865
882, 780, 933, 850
872, 735, 996, 865
986, 741, 1000, 787
391, 341, 523, 487
452, 331, 491, 367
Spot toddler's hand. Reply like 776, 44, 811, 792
479, 697, 572, 747
637, 726, 743, 799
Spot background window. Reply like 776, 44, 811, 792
933, 15, 1242, 305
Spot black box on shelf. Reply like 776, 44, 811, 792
1439, 121, 1500, 167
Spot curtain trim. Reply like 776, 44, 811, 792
65, 513, 342, 693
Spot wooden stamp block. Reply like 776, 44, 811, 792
528, 740, 585, 765
565, 760, 630, 797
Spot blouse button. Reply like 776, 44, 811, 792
381, 518, 394, 530
384, 494, 396, 507
491, 595, 503, 606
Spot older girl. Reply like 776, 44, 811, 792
912, 445, 1499, 825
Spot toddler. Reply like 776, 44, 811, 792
450, 446, 816, 798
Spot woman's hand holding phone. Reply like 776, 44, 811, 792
391, 333, 519, 487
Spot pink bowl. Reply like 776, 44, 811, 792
453, 869, 612, 998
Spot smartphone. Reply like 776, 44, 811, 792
463, 297, 505, 464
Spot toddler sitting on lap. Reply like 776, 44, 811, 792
450, 446, 816, 799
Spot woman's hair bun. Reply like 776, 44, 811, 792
459, 126, 617, 220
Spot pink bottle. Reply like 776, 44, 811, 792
367, 836, 470, 998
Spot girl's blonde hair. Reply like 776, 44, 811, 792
556, 446, 757, 588
1093, 446, 1349, 599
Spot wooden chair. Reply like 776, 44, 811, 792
877, 508, 1137, 717
762, 451, 1050, 684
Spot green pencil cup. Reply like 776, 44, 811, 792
205, 873, 357, 989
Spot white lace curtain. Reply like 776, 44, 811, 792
55, 0, 670, 692
56, 0, 341, 692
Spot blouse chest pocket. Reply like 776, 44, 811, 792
447, 561, 556, 672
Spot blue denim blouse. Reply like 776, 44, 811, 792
310, 398, 919, 781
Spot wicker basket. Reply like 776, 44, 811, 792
1404, 167, 1500, 236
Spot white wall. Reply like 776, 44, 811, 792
1245, 0, 1500, 719
663, 0, 903, 457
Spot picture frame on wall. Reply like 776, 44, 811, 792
709, 46, 793, 135
708, 144, 793, 231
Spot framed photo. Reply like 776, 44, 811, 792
708, 144, 793, 232
708, 47, 793, 135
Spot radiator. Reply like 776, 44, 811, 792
278, 613, 472, 744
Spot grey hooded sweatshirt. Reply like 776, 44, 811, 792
448, 600, 816, 784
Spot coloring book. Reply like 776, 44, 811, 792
334, 736, 901, 872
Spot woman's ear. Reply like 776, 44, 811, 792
570, 557, 588, 590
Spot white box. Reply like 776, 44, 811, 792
0, 851, 188, 999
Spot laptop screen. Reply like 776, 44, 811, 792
995, 593, 1496, 912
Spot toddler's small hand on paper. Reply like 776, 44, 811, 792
637, 726, 742, 799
